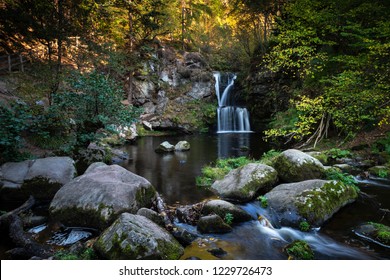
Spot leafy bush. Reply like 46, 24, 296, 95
0, 71, 142, 162
0, 101, 32, 162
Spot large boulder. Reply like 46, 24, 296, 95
265, 179, 358, 227
201, 200, 253, 223
273, 149, 326, 182
94, 213, 184, 260
49, 163, 157, 229
211, 163, 278, 202
0, 157, 76, 202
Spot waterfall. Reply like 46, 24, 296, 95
214, 72, 252, 133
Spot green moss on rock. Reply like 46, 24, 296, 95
285, 240, 314, 260
273, 149, 325, 182
21, 176, 62, 201
295, 181, 358, 226
369, 222, 390, 246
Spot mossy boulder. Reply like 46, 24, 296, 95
274, 149, 326, 182
49, 163, 157, 230
368, 166, 390, 179
0, 157, 76, 202
211, 163, 278, 202
136, 208, 165, 228
354, 222, 390, 248
284, 240, 314, 260
265, 179, 358, 227
201, 199, 253, 224
197, 214, 232, 234
94, 213, 184, 260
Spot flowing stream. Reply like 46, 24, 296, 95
1, 135, 388, 259
120, 135, 390, 259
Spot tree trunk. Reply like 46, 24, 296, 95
181, 1, 186, 50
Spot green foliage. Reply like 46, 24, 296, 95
325, 168, 359, 192
259, 149, 281, 166
54, 247, 97, 260
325, 148, 352, 160
299, 221, 310, 232
368, 222, 390, 245
264, 0, 390, 144
378, 169, 389, 179
257, 196, 268, 208
285, 240, 315, 260
224, 213, 234, 225
196, 156, 258, 187
264, 95, 325, 142
372, 132, 390, 156
0, 101, 31, 162
0, 71, 142, 161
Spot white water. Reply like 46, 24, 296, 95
214, 72, 252, 133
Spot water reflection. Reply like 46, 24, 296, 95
121, 134, 268, 204
218, 133, 252, 158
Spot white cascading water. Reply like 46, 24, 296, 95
214, 72, 251, 133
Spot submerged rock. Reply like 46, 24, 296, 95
197, 214, 232, 234
0, 157, 76, 202
49, 163, 157, 229
94, 213, 184, 260
266, 179, 358, 227
273, 149, 326, 182
201, 199, 253, 223
211, 163, 278, 202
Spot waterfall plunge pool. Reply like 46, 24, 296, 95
119, 134, 390, 260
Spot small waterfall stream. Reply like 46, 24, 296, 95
214, 72, 251, 133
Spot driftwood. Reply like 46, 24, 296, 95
0, 196, 54, 259
155, 193, 174, 231
0, 196, 35, 229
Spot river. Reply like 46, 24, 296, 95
118, 133, 389, 259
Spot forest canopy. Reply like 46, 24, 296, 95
0, 0, 389, 155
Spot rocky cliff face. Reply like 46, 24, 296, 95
128, 47, 217, 133
245, 66, 292, 130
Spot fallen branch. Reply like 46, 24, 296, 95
7, 214, 54, 259
0, 196, 35, 229
155, 193, 174, 231
0, 196, 54, 259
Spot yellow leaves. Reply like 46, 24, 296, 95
378, 107, 390, 127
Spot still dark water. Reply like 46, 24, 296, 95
121, 133, 268, 204
120, 134, 390, 260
